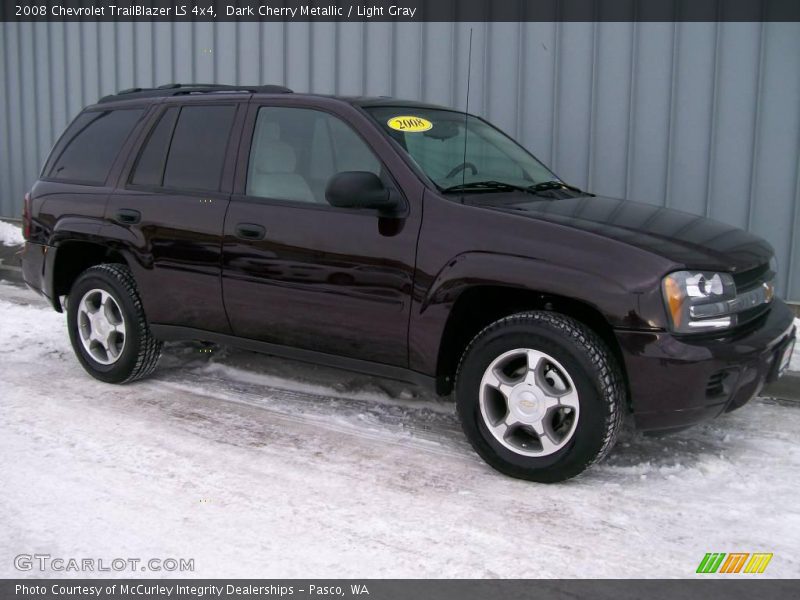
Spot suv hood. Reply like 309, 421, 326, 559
474, 193, 773, 273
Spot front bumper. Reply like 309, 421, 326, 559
615, 299, 796, 431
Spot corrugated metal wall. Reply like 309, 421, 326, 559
2, 21, 799, 300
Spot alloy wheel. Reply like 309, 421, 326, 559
76, 288, 127, 365
479, 348, 580, 457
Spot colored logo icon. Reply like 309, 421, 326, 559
696, 552, 773, 574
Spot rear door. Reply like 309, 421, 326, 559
106, 99, 245, 333
221, 102, 422, 367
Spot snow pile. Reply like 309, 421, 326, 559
1, 283, 799, 578
791, 318, 800, 371
0, 220, 24, 246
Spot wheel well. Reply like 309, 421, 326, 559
52, 241, 127, 309
435, 286, 628, 399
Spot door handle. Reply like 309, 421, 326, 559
235, 223, 266, 240
114, 208, 141, 225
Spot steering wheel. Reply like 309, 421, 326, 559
445, 162, 478, 179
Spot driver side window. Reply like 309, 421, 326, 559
246, 107, 381, 205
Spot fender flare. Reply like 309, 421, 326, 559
421, 251, 636, 324
409, 251, 648, 377
45, 218, 141, 311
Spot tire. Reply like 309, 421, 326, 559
455, 311, 624, 483
67, 263, 162, 384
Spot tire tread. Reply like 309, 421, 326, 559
455, 311, 625, 480
82, 263, 162, 383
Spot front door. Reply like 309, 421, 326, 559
222, 104, 421, 367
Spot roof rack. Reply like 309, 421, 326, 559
98, 83, 293, 103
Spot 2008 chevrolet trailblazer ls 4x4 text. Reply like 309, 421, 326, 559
20, 83, 796, 482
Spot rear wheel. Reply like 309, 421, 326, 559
67, 264, 162, 383
455, 311, 624, 482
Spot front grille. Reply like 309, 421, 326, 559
731, 262, 774, 327
733, 263, 771, 292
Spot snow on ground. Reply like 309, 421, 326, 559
0, 220, 23, 246
1, 281, 799, 579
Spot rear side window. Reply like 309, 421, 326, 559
130, 105, 236, 192
164, 105, 235, 191
130, 107, 178, 187
46, 109, 143, 184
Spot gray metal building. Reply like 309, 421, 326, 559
1, 21, 799, 300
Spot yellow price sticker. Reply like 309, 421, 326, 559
387, 116, 433, 132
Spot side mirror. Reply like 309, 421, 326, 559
326, 171, 400, 214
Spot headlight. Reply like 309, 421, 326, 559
662, 271, 737, 333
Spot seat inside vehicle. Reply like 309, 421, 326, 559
247, 120, 318, 203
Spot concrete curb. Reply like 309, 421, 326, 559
763, 372, 800, 403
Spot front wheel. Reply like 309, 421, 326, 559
455, 311, 624, 483
67, 264, 162, 383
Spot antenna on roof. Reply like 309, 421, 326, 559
461, 28, 473, 190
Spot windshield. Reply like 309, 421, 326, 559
364, 107, 557, 191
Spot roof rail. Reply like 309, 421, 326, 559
98, 83, 293, 103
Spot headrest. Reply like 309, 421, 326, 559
255, 141, 297, 174
257, 121, 280, 142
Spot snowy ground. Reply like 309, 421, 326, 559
1, 281, 799, 579
0, 220, 24, 246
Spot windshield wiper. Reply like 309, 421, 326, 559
441, 180, 532, 194
527, 180, 584, 194
441, 179, 587, 197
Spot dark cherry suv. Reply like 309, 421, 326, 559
20, 83, 796, 482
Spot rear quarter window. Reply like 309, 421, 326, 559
45, 109, 144, 184
130, 107, 179, 187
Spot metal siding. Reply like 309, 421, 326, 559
628, 22, 675, 207
194, 21, 215, 83
519, 22, 557, 164
364, 22, 392, 96
0, 21, 798, 301
485, 22, 520, 136
668, 23, 716, 216
591, 22, 634, 198
236, 23, 259, 83
393, 22, 423, 99
708, 22, 761, 231
750, 23, 800, 298
423, 22, 454, 106
555, 21, 594, 190
4, 23, 25, 208
338, 23, 364, 95
20, 21, 37, 197
310, 22, 335, 93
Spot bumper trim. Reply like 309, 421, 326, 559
616, 300, 796, 432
